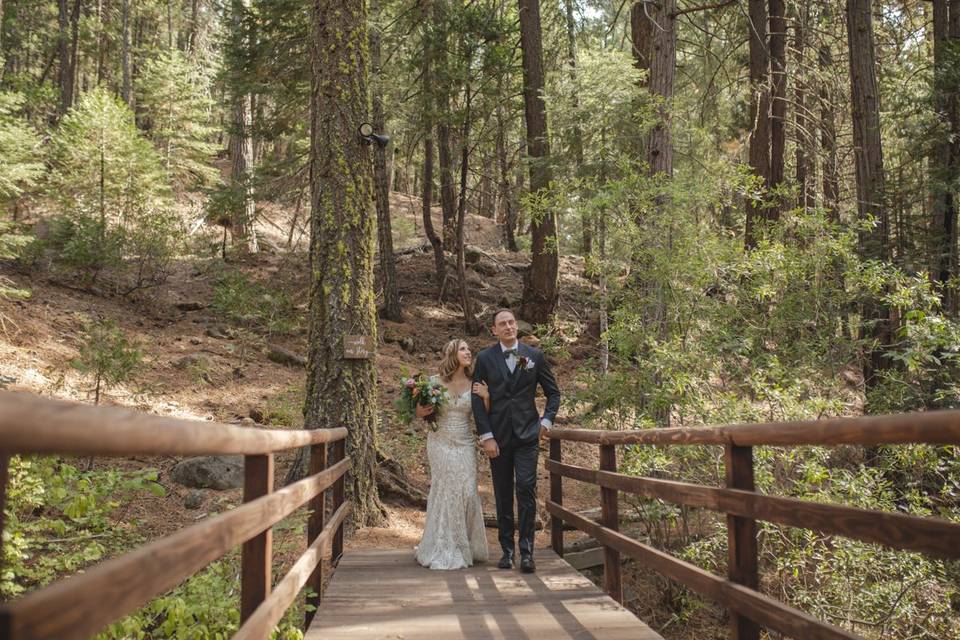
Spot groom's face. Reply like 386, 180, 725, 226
491, 311, 518, 344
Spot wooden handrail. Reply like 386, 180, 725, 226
546, 411, 960, 640
0, 392, 352, 640
548, 408, 960, 446
0, 391, 348, 456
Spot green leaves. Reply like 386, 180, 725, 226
69, 317, 143, 404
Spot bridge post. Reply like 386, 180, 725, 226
599, 444, 622, 603
331, 438, 346, 564
549, 438, 563, 556
241, 453, 274, 623
305, 443, 327, 627
724, 444, 760, 640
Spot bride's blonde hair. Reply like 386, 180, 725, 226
438, 339, 472, 382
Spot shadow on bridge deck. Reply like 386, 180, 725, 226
306, 548, 663, 640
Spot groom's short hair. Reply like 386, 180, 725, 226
490, 308, 515, 326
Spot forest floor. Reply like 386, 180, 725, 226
0, 192, 725, 639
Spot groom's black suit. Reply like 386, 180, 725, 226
472, 341, 561, 558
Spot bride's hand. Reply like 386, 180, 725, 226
472, 381, 489, 400
415, 403, 435, 419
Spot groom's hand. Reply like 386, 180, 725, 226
481, 438, 500, 459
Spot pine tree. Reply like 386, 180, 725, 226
136, 49, 219, 191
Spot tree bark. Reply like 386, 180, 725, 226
564, 0, 589, 257
122, 0, 132, 105
370, 12, 401, 321
456, 85, 481, 334
768, 0, 787, 215
518, 0, 558, 324
819, 37, 839, 221
793, 3, 814, 211
421, 3, 446, 290
305, 0, 386, 526
58, 0, 80, 116
846, 0, 890, 387
931, 0, 959, 313
745, 0, 771, 248
495, 97, 519, 251
647, 0, 676, 180
228, 0, 258, 253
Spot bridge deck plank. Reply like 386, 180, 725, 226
306, 548, 663, 640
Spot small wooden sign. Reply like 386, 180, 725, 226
343, 334, 374, 359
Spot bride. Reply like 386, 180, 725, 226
414, 339, 491, 570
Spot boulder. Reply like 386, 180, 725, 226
516, 320, 535, 337
173, 354, 206, 370
183, 490, 205, 509
170, 455, 244, 490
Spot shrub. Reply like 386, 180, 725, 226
70, 318, 144, 405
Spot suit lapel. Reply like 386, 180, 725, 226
491, 343, 512, 385
507, 343, 528, 392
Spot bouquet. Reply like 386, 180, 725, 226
395, 372, 448, 429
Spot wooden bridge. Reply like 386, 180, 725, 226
1, 391, 959, 640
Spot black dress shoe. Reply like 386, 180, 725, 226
497, 552, 514, 569
520, 554, 536, 573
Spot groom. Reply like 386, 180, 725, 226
472, 308, 561, 573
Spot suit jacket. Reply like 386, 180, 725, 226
471, 341, 561, 448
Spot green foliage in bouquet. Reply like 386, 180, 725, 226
394, 370, 448, 429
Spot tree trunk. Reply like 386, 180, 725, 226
188, 0, 200, 51
745, 0, 771, 248
564, 0, 589, 256
370, 13, 401, 321
58, 0, 80, 116
495, 98, 519, 251
793, 3, 814, 211
846, 0, 890, 388
931, 0, 959, 313
647, 0, 676, 180
456, 86, 481, 334
421, 12, 446, 290
304, 0, 386, 526
768, 0, 787, 215
228, 0, 257, 253
518, 0, 558, 324
122, 0, 132, 105
819, 38, 839, 221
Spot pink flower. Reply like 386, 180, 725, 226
405, 378, 415, 388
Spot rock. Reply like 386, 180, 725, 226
205, 325, 233, 340
472, 256, 502, 277
173, 354, 205, 370
170, 455, 245, 490
184, 490, 205, 509
249, 407, 265, 423
399, 337, 415, 353
189, 337, 202, 345
516, 320, 535, 337
241, 416, 255, 425
0, 374, 17, 389
266, 343, 307, 367
175, 301, 206, 312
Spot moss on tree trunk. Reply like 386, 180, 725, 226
305, 0, 386, 527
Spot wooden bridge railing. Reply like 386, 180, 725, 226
0, 391, 351, 640
546, 411, 960, 640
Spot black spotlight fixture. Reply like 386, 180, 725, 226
358, 122, 390, 148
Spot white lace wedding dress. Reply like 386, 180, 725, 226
415, 387, 490, 570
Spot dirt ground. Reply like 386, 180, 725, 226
1, 192, 718, 638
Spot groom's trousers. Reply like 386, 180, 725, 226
489, 437, 539, 556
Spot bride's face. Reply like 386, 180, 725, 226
457, 342, 472, 368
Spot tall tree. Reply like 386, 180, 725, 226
931, 0, 959, 313
518, 0, 558, 323
846, 0, 889, 387
745, 0, 771, 248
768, 0, 786, 214
227, 0, 257, 252
370, 5, 401, 321
793, 2, 814, 211
122, 0, 132, 106
563, 0, 589, 256
646, 0, 676, 181
818, 20, 839, 221
421, 2, 447, 289
305, 0, 386, 526
58, 0, 80, 117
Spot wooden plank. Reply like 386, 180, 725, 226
547, 459, 960, 559
0, 457, 350, 640
331, 439, 346, 563
306, 548, 664, 640
547, 502, 861, 640
725, 445, 759, 640
0, 391, 347, 457
241, 454, 274, 622
564, 545, 605, 570
546, 409, 960, 447
304, 443, 327, 627
549, 438, 563, 556
234, 501, 351, 640
599, 444, 621, 603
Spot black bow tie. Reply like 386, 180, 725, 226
503, 348, 518, 359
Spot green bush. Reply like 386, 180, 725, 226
211, 270, 299, 336
46, 88, 180, 291
70, 318, 144, 405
